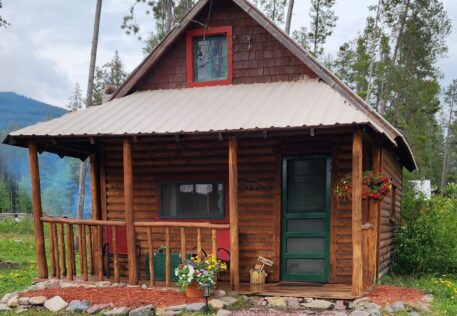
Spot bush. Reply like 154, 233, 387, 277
392, 182, 457, 275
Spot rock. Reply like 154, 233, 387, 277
335, 300, 346, 311
87, 303, 112, 314
7, 296, 18, 308
45, 280, 61, 289
44, 296, 68, 312
301, 299, 334, 310
97, 281, 112, 288
129, 304, 155, 316
390, 301, 406, 312
252, 297, 267, 306
141, 284, 148, 289
216, 309, 232, 316
164, 304, 186, 312
29, 296, 47, 305
364, 309, 381, 316
66, 300, 91, 313
1, 293, 15, 304
185, 302, 206, 312
383, 305, 394, 314
350, 298, 372, 310
408, 312, 420, 316
333, 312, 349, 316
15, 306, 29, 314
219, 296, 238, 306
350, 312, 370, 316
286, 297, 301, 309
421, 294, 434, 304
103, 307, 131, 316
266, 297, 286, 308
209, 299, 225, 310
60, 282, 79, 288
0, 303, 11, 312
213, 289, 227, 298
18, 297, 29, 305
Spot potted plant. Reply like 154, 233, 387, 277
335, 171, 392, 201
175, 255, 227, 298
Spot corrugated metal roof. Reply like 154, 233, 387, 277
9, 79, 386, 138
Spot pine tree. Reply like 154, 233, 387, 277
308, 0, 337, 57
292, 26, 310, 51
441, 80, 457, 189
0, 0, 9, 28
67, 83, 85, 112
255, 0, 288, 25
93, 51, 129, 105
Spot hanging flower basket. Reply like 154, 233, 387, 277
335, 171, 392, 201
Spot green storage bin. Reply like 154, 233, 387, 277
145, 251, 188, 282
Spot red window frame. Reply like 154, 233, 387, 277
186, 26, 233, 88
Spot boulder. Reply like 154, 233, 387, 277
209, 299, 225, 310
265, 297, 286, 308
390, 302, 406, 312
213, 289, 226, 298
0, 303, 11, 312
7, 296, 18, 308
301, 299, 334, 310
103, 307, 131, 316
15, 306, 29, 314
141, 284, 148, 289
29, 296, 47, 306
383, 305, 394, 314
335, 300, 346, 311
219, 296, 238, 306
45, 280, 61, 289
129, 304, 155, 316
252, 297, 267, 306
350, 298, 372, 310
184, 302, 206, 312
350, 311, 370, 316
44, 296, 68, 312
421, 294, 434, 304
87, 303, 112, 315
1, 293, 15, 304
97, 281, 112, 288
216, 309, 232, 316
66, 300, 91, 313
18, 297, 29, 305
286, 297, 301, 309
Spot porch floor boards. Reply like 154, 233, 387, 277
35, 277, 357, 300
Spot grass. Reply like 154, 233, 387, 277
382, 274, 457, 316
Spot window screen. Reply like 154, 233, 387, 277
193, 36, 228, 82
160, 181, 224, 219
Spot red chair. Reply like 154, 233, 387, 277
103, 226, 140, 279
216, 229, 230, 263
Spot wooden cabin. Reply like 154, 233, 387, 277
3, 0, 416, 299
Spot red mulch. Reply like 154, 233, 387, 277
19, 287, 204, 308
367, 285, 424, 306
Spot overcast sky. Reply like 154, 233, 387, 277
0, 0, 456, 108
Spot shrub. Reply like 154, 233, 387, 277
392, 182, 457, 275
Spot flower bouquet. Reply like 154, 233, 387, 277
175, 255, 227, 298
335, 171, 392, 201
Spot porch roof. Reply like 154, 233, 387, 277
3, 79, 416, 170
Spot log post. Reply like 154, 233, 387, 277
352, 129, 364, 296
28, 141, 48, 278
369, 145, 381, 284
123, 139, 138, 284
228, 138, 239, 290
90, 153, 103, 280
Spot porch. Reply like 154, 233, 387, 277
26, 128, 377, 300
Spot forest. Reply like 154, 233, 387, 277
0, 0, 455, 215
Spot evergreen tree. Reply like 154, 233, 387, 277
308, 0, 337, 57
292, 26, 310, 51
93, 51, 129, 105
67, 83, 85, 112
0, 0, 9, 28
255, 0, 288, 25
441, 80, 457, 189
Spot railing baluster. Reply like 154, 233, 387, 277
147, 227, 154, 286
49, 223, 56, 277
165, 227, 170, 287
52, 223, 60, 278
96, 225, 103, 281
197, 228, 202, 260
81, 225, 88, 281
66, 223, 75, 280
59, 223, 66, 277
112, 226, 120, 283
212, 229, 217, 258
87, 225, 94, 275
180, 227, 186, 263
78, 225, 83, 277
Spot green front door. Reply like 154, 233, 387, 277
281, 156, 331, 282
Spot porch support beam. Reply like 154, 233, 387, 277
369, 145, 381, 283
228, 137, 240, 290
90, 153, 103, 280
28, 141, 48, 278
123, 139, 138, 285
352, 129, 363, 296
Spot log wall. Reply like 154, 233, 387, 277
100, 134, 356, 283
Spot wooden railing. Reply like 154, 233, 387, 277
40, 216, 229, 286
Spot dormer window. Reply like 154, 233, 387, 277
186, 26, 232, 87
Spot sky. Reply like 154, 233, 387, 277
0, 0, 456, 108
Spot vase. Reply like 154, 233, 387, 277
186, 281, 204, 298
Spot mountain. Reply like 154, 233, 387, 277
0, 92, 90, 216
0, 92, 66, 131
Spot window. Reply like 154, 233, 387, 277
160, 181, 225, 219
186, 26, 232, 87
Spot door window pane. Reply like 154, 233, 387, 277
161, 182, 224, 219
194, 36, 228, 82
286, 238, 325, 253
287, 219, 326, 232
286, 259, 324, 274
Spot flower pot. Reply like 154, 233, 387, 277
186, 282, 204, 298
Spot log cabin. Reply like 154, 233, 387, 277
3, 0, 416, 299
